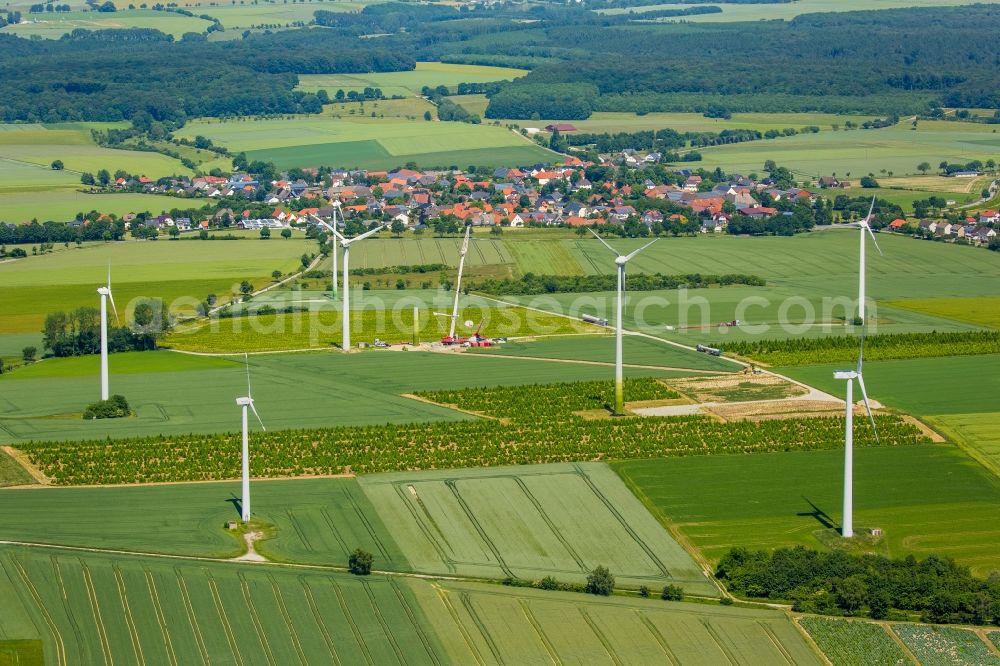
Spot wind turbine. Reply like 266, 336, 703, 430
854, 196, 881, 325
588, 229, 658, 415
340, 224, 386, 351
434, 225, 471, 339
236, 354, 265, 524
834, 195, 881, 538
97, 264, 118, 401
308, 210, 344, 299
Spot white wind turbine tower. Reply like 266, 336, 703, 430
97, 264, 119, 401
308, 210, 345, 299
434, 225, 472, 339
236, 354, 266, 524
340, 224, 386, 351
588, 229, 658, 415
834, 195, 881, 538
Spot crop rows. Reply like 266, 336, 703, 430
724, 330, 1000, 366
892, 624, 1000, 666
799, 617, 911, 666
416, 377, 678, 422
21, 382, 928, 485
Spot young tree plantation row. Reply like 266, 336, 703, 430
20, 381, 928, 485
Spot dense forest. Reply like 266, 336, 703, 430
0, 28, 411, 122
2, 4, 1000, 124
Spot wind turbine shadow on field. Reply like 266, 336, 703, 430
797, 496, 837, 530
226, 495, 243, 518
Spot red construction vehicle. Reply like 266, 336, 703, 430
442, 320, 485, 346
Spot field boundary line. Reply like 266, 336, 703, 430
237, 573, 276, 666
360, 579, 408, 664
636, 612, 680, 665
444, 478, 517, 579
328, 579, 376, 666
172, 568, 211, 666
267, 575, 308, 666
757, 620, 796, 665
578, 607, 623, 666
874, 620, 920, 665
387, 577, 442, 666
458, 591, 504, 664
509, 475, 588, 573
516, 598, 562, 665
143, 571, 179, 666
8, 555, 67, 666
298, 579, 342, 666
79, 561, 114, 666
206, 574, 246, 666
430, 583, 488, 666
1, 446, 50, 485
789, 617, 833, 666
451, 351, 725, 374
699, 618, 738, 665
112, 565, 145, 666
571, 464, 672, 579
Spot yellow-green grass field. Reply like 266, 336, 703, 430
927, 412, 1000, 479
0, 237, 313, 334
446, 93, 490, 117
175, 112, 556, 170
597, 0, 991, 21
614, 444, 1000, 577
194, 0, 377, 32
361, 462, 718, 593
0, 349, 680, 443
325, 96, 436, 120
0, 545, 823, 666
296, 61, 528, 97
695, 120, 1000, 178
0, 9, 211, 38
506, 110, 878, 134
0, 191, 187, 224
884, 296, 1000, 329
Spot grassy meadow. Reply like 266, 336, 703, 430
505, 110, 879, 133
296, 61, 528, 97
175, 114, 556, 170
0, 9, 211, 38
597, 0, 992, 21
614, 444, 1000, 576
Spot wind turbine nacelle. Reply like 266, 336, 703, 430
97, 287, 110, 296
833, 370, 858, 380
615, 256, 628, 266
236, 397, 252, 406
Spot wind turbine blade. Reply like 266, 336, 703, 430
623, 238, 659, 262
857, 324, 865, 372
587, 228, 620, 256
856, 372, 879, 443
347, 224, 386, 245
432, 312, 454, 318
864, 195, 876, 224
107, 290, 119, 323
249, 400, 266, 431
866, 223, 883, 256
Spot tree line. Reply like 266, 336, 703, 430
42, 301, 170, 358
467, 272, 765, 295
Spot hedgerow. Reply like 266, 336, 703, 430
20, 380, 928, 485
468, 272, 765, 296
724, 330, 1000, 366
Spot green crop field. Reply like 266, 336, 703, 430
0, 191, 188, 225
0, 476, 410, 567
361, 462, 717, 593
778, 354, 1000, 417
0, 450, 34, 487
466, 334, 737, 371
0, 544, 824, 666
597, 0, 990, 21
0, 9, 210, 38
296, 61, 528, 97
925, 412, 1000, 478
175, 114, 556, 170
695, 120, 1000, 178
0, 546, 447, 666
0, 237, 313, 335
884, 296, 1000, 329
0, 349, 681, 444
798, 617, 913, 666
326, 96, 436, 120
614, 444, 1000, 576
